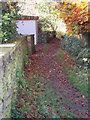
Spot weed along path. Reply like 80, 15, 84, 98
16, 38, 88, 118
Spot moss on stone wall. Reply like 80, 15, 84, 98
0, 35, 34, 119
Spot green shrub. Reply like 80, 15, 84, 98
60, 34, 89, 68
76, 48, 90, 67
61, 34, 81, 56
0, 2, 20, 44
60, 34, 89, 97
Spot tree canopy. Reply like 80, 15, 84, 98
36, 0, 60, 32
57, 0, 88, 35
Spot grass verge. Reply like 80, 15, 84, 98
11, 68, 76, 118
56, 49, 88, 98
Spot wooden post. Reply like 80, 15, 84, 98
26, 35, 35, 56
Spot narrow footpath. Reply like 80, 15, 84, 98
25, 38, 88, 118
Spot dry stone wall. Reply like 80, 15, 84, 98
0, 35, 34, 119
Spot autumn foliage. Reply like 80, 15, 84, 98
57, 1, 88, 35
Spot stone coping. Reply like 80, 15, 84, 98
0, 36, 25, 58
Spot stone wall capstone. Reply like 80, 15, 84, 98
0, 35, 35, 119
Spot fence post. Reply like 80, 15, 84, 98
26, 35, 35, 56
